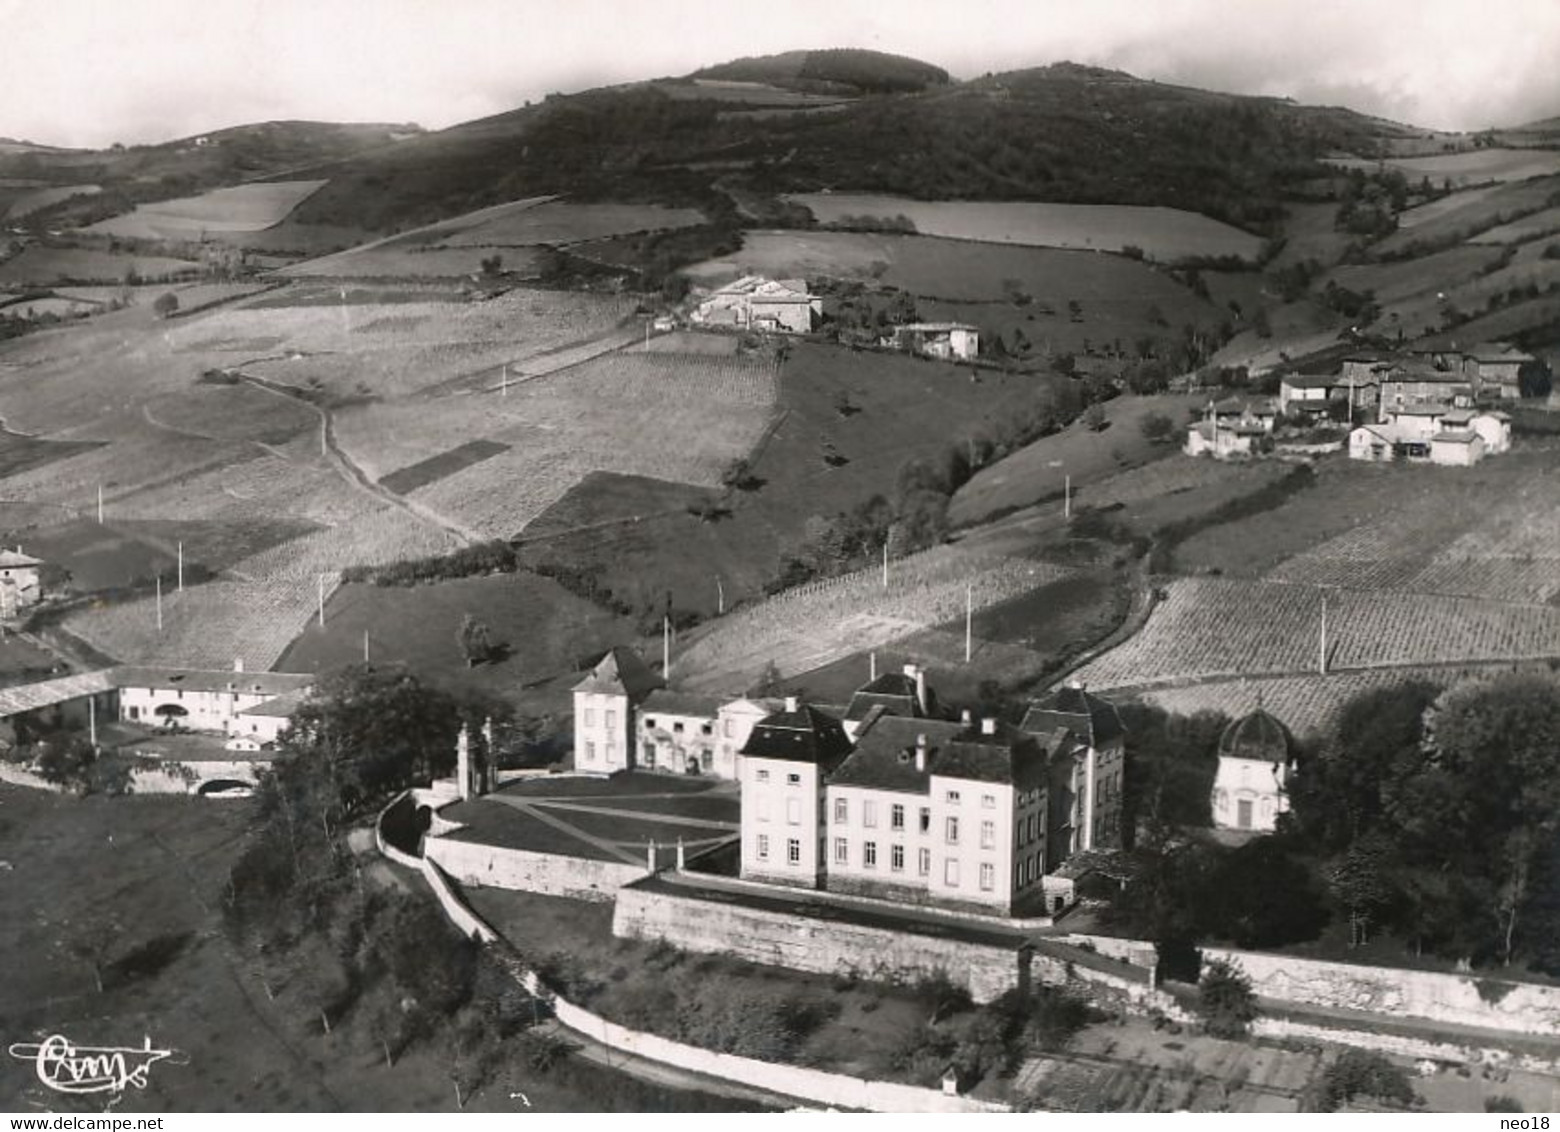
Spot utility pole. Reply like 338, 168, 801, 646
502, 362, 509, 397
965, 583, 973, 663
662, 615, 670, 679
97, 485, 104, 525
88, 695, 97, 749
716, 576, 724, 616
155, 574, 163, 632
882, 542, 889, 589
177, 541, 184, 591
1319, 593, 1328, 675
363, 630, 370, 663
1064, 473, 1072, 520
869, 651, 876, 682
317, 574, 326, 628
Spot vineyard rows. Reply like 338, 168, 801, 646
1074, 577, 1560, 689
1269, 475, 1560, 604
675, 546, 1072, 693
1130, 660, 1560, 740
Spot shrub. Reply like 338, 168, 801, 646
1484, 1095, 1524, 1112
341, 540, 517, 586
1318, 1049, 1415, 1111
1196, 958, 1256, 1039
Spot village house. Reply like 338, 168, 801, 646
738, 697, 853, 888
1377, 359, 1474, 419
0, 547, 43, 615
572, 647, 665, 773
637, 689, 723, 776
1348, 407, 1511, 466
116, 663, 314, 738
889, 321, 981, 361
1184, 399, 1272, 459
1278, 372, 1378, 419
1020, 681, 1126, 865
1459, 342, 1534, 399
1212, 708, 1293, 834
690, 275, 821, 334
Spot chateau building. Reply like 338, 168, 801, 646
1212, 708, 1293, 833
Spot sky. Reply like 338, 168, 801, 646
4, 0, 1559, 149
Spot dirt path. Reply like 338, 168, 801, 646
237, 372, 480, 545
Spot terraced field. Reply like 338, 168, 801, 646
84, 180, 328, 240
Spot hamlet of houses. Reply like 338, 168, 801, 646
1187, 340, 1530, 466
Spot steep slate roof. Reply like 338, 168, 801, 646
740, 702, 852, 768
930, 720, 1051, 791
828, 716, 965, 793
640, 688, 723, 719
572, 647, 664, 699
1021, 683, 1124, 746
843, 671, 933, 723
1218, 709, 1292, 764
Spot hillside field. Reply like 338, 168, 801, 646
0, 245, 199, 286
786, 194, 1263, 262
83, 180, 329, 239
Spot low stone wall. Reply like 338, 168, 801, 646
1059, 932, 1160, 971
1204, 947, 1560, 1037
613, 883, 1028, 1003
424, 836, 644, 903
131, 759, 262, 795
0, 763, 62, 791
1254, 1016, 1560, 1076
376, 792, 424, 870
410, 853, 1004, 1112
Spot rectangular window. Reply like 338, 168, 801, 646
606, 710, 616, 730
834, 797, 848, 824
945, 816, 959, 845
919, 807, 930, 833
787, 839, 801, 865
584, 708, 596, 727
863, 841, 877, 868
757, 796, 770, 821
787, 797, 801, 825
1027, 814, 1036, 844
891, 844, 904, 872
981, 820, 996, 850
756, 769, 770, 783
891, 804, 904, 830
723, 719, 733, 737
757, 834, 769, 860
834, 837, 848, 865
644, 717, 656, 730
787, 772, 801, 785
946, 790, 961, 804
918, 848, 931, 877
944, 859, 960, 887
673, 721, 684, 733
585, 741, 596, 763
863, 800, 877, 828
980, 862, 995, 891
701, 723, 713, 736
982, 794, 996, 809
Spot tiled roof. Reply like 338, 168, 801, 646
0, 549, 42, 568
0, 670, 116, 717
641, 688, 723, 719
238, 686, 312, 718
572, 647, 664, 699
1433, 429, 1479, 444
895, 321, 979, 334
1022, 684, 1124, 746
740, 703, 853, 768
114, 667, 313, 697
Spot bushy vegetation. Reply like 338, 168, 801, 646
1315, 1049, 1415, 1111
692, 48, 951, 94
1195, 958, 1257, 1039
341, 540, 517, 586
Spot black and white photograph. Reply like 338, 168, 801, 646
1, 0, 1558, 1117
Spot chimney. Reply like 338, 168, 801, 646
915, 733, 927, 772
784, 695, 799, 713
902, 663, 927, 714
981, 717, 997, 736
961, 708, 972, 725
234, 657, 244, 673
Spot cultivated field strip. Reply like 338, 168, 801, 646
1123, 661, 1560, 740
676, 546, 1072, 693
1073, 576, 1560, 689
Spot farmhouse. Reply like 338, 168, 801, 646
1184, 401, 1269, 459
1377, 359, 1474, 418
690, 275, 820, 334
1211, 708, 1293, 834
890, 321, 981, 361
1348, 408, 1511, 466
0, 547, 43, 614
1460, 342, 1534, 399
115, 663, 314, 740
1278, 372, 1378, 418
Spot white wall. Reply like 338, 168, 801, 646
1212, 755, 1286, 832
425, 835, 645, 903
740, 756, 823, 886
573, 689, 631, 772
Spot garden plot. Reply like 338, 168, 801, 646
1072, 576, 1560, 690
675, 545, 1072, 694
786, 194, 1263, 262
